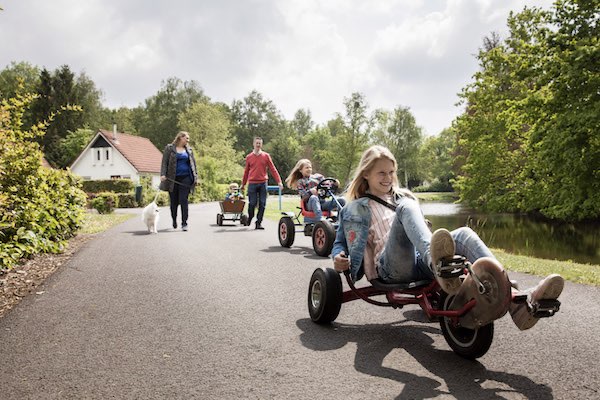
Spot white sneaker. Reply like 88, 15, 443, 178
509, 274, 564, 330
430, 228, 461, 295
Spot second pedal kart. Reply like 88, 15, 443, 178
278, 178, 344, 257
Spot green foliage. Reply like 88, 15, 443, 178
230, 90, 287, 154
419, 127, 456, 190
329, 92, 371, 185
454, 0, 599, 221
178, 101, 242, 183
267, 125, 302, 184
116, 193, 137, 208
91, 192, 118, 214
56, 128, 93, 168
0, 91, 86, 270
372, 106, 423, 187
81, 179, 135, 194
140, 77, 209, 149
195, 156, 222, 201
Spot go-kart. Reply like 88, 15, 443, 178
307, 256, 561, 359
278, 178, 344, 257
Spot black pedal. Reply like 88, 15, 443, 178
531, 299, 561, 318
438, 255, 465, 278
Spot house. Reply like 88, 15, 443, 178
70, 126, 163, 188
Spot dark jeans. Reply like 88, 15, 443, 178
169, 175, 192, 226
247, 182, 267, 224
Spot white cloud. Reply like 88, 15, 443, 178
0, 0, 554, 135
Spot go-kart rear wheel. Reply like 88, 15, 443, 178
217, 213, 224, 226
278, 217, 295, 247
312, 220, 336, 257
308, 268, 342, 324
240, 214, 249, 226
440, 292, 494, 359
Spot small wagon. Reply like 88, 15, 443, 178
217, 199, 249, 226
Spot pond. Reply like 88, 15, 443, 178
421, 202, 600, 265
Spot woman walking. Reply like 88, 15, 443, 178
160, 131, 198, 231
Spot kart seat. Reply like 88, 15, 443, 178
369, 278, 432, 291
300, 199, 331, 219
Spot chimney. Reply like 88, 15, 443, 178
112, 122, 117, 141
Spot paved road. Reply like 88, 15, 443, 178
1, 202, 599, 399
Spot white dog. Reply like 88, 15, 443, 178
141, 193, 160, 234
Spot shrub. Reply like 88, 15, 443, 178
81, 178, 134, 194
116, 193, 137, 208
91, 192, 118, 214
0, 91, 85, 270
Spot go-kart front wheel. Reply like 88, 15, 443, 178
240, 214, 249, 226
217, 213, 224, 226
278, 217, 295, 247
440, 293, 494, 359
308, 268, 342, 324
312, 220, 336, 257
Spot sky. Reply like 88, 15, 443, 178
0, 0, 554, 136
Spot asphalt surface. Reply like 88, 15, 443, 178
1, 202, 599, 399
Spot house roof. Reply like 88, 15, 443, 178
97, 129, 162, 173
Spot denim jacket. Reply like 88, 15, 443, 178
331, 197, 371, 282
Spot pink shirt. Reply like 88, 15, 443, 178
242, 151, 282, 186
363, 195, 396, 281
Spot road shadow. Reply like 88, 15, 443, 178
296, 317, 552, 399
261, 245, 325, 260
123, 229, 180, 235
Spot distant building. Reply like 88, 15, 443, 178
70, 126, 162, 188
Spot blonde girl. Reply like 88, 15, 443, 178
331, 145, 564, 331
285, 159, 345, 220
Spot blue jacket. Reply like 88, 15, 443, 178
331, 197, 371, 282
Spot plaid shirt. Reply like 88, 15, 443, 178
297, 173, 324, 201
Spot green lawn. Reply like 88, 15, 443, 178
79, 212, 136, 234
262, 195, 600, 286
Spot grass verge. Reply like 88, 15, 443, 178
263, 196, 600, 286
79, 212, 137, 234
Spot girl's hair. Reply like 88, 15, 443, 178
346, 145, 416, 201
172, 131, 190, 146
285, 159, 312, 189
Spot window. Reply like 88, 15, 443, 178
105, 149, 110, 161
96, 149, 101, 161
110, 175, 122, 179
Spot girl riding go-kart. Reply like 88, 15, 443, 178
279, 159, 346, 256
308, 145, 564, 359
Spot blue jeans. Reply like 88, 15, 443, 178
306, 195, 346, 219
247, 182, 267, 224
378, 197, 494, 283
169, 175, 192, 226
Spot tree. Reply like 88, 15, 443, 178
178, 101, 241, 185
329, 92, 371, 185
372, 106, 423, 188
291, 108, 313, 137
230, 90, 286, 154
57, 128, 94, 168
453, 0, 599, 221
419, 127, 456, 191
0, 61, 40, 100
140, 77, 209, 148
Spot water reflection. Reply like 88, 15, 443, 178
421, 202, 600, 265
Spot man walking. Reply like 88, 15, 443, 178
241, 137, 283, 230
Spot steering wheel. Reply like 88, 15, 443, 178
316, 178, 339, 198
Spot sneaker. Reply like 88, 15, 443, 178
509, 274, 564, 330
255, 222, 264, 230
172, 221, 177, 229
246, 218, 253, 227
182, 224, 188, 231
430, 228, 461, 295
